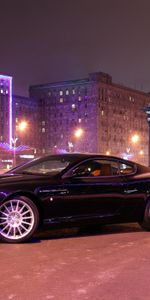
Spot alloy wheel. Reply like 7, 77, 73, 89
0, 198, 35, 241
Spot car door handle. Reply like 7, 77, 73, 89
51, 189, 69, 195
38, 189, 69, 195
124, 188, 138, 194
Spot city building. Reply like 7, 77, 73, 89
0, 79, 38, 168
30, 72, 150, 165
0, 71, 150, 167
13, 95, 39, 150
10, 94, 39, 165
0, 75, 12, 146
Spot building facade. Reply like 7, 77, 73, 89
13, 95, 39, 152
0, 75, 12, 146
30, 78, 98, 155
0, 83, 39, 168
30, 72, 150, 165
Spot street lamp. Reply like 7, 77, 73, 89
139, 150, 144, 156
11, 137, 18, 167
131, 134, 140, 144
12, 120, 28, 167
106, 150, 110, 155
74, 128, 84, 139
17, 120, 28, 132
129, 133, 141, 162
68, 128, 84, 152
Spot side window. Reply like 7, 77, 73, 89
23, 160, 70, 174
72, 159, 119, 177
119, 162, 135, 175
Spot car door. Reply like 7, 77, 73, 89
59, 158, 126, 222
36, 158, 126, 224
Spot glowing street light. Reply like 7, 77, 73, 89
106, 150, 110, 155
68, 128, 84, 152
139, 150, 144, 156
131, 134, 140, 144
17, 120, 28, 132
12, 120, 29, 167
74, 128, 84, 139
129, 134, 141, 163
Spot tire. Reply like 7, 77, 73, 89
139, 200, 150, 231
0, 196, 39, 243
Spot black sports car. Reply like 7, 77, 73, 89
1, 153, 150, 243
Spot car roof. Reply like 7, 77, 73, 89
40, 153, 135, 163
42, 153, 150, 173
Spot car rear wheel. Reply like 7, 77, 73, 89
139, 200, 150, 231
0, 196, 39, 243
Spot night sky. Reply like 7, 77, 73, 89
0, 0, 150, 96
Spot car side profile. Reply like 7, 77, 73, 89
0, 153, 150, 243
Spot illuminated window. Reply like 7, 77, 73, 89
42, 128, 45, 133
0, 89, 3, 94
66, 90, 69, 95
72, 104, 76, 112
60, 91, 63, 96
101, 110, 104, 116
59, 98, 64, 103
78, 118, 82, 123
72, 89, 75, 94
78, 96, 81, 101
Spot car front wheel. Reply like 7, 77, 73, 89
0, 196, 39, 243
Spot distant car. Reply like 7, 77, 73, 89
1, 153, 150, 243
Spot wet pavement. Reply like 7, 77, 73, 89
0, 223, 150, 300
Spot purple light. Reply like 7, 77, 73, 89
0, 142, 31, 153
121, 152, 134, 160
0, 75, 12, 148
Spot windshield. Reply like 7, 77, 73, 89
10, 156, 73, 175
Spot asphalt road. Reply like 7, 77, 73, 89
0, 223, 150, 300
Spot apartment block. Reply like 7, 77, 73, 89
30, 72, 150, 165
